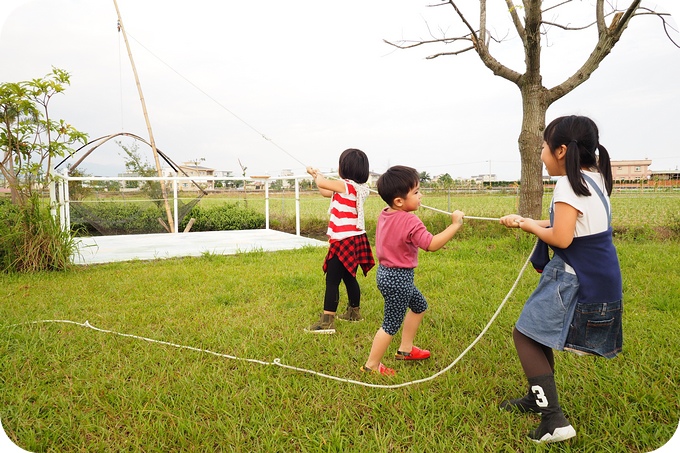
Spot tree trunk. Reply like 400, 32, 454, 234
517, 84, 548, 219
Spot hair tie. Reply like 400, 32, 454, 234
570, 140, 579, 145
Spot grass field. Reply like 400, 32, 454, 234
1, 192, 679, 452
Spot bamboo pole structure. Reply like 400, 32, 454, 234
112, 0, 175, 232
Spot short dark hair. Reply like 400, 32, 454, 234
338, 148, 369, 184
376, 165, 420, 206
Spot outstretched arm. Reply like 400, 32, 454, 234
499, 202, 578, 248
428, 210, 464, 251
306, 167, 345, 198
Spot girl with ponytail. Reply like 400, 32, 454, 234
499, 115, 623, 443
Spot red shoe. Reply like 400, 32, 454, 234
395, 345, 430, 360
361, 363, 396, 376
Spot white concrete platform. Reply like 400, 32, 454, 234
73, 229, 327, 265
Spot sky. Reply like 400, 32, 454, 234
1, 0, 679, 183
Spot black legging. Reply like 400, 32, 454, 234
324, 256, 360, 312
513, 327, 555, 378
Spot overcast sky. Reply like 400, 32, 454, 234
1, 1, 679, 181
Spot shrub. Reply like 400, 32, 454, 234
70, 201, 167, 235
0, 196, 77, 272
180, 202, 265, 232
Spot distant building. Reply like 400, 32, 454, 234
472, 174, 497, 184
611, 159, 652, 181
215, 170, 235, 179
176, 162, 216, 191
650, 169, 680, 181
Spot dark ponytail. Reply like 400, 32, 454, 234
596, 144, 614, 195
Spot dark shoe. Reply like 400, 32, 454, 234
529, 413, 576, 443
304, 313, 335, 334
337, 306, 362, 322
395, 345, 430, 360
525, 374, 576, 443
500, 393, 541, 414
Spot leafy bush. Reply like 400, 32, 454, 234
0, 196, 77, 272
70, 201, 167, 235
71, 201, 266, 235
181, 202, 265, 232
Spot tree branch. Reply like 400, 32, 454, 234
633, 8, 680, 48
383, 36, 473, 51
424, 46, 476, 59
505, 0, 526, 40
547, 0, 643, 104
596, 0, 606, 35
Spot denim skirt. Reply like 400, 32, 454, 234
564, 299, 623, 358
515, 255, 579, 350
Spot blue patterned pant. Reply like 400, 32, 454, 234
376, 265, 428, 336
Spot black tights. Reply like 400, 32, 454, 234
324, 256, 360, 312
513, 327, 555, 378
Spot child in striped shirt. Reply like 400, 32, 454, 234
304, 148, 375, 334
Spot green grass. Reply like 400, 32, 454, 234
1, 233, 679, 451
1, 192, 679, 451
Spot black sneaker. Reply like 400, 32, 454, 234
529, 414, 576, 443
500, 394, 541, 414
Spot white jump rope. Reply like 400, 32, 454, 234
8, 211, 535, 389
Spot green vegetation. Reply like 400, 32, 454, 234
0, 196, 78, 273
1, 193, 678, 451
69, 200, 265, 236
180, 202, 265, 232
1, 69, 87, 273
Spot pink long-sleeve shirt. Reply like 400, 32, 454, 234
375, 208, 433, 269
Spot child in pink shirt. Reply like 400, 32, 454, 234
362, 165, 464, 375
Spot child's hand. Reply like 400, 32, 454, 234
306, 166, 318, 178
500, 214, 523, 228
517, 217, 538, 233
451, 210, 464, 225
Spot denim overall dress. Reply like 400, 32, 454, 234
516, 174, 623, 358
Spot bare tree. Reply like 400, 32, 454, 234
387, 0, 678, 218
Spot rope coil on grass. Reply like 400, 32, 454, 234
5, 241, 534, 389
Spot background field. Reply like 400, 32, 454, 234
1, 192, 679, 452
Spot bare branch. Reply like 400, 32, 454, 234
541, 20, 595, 31
504, 0, 526, 39
633, 8, 680, 48
540, 9, 622, 32
547, 0, 643, 104
425, 46, 477, 59
444, 1, 479, 43
596, 0, 606, 35
542, 0, 575, 15
383, 36, 473, 51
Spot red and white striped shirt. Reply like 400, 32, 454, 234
327, 179, 369, 241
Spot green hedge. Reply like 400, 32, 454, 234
70, 201, 265, 235
180, 202, 265, 232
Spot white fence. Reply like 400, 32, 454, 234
50, 173, 316, 235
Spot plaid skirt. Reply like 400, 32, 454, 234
323, 233, 375, 277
